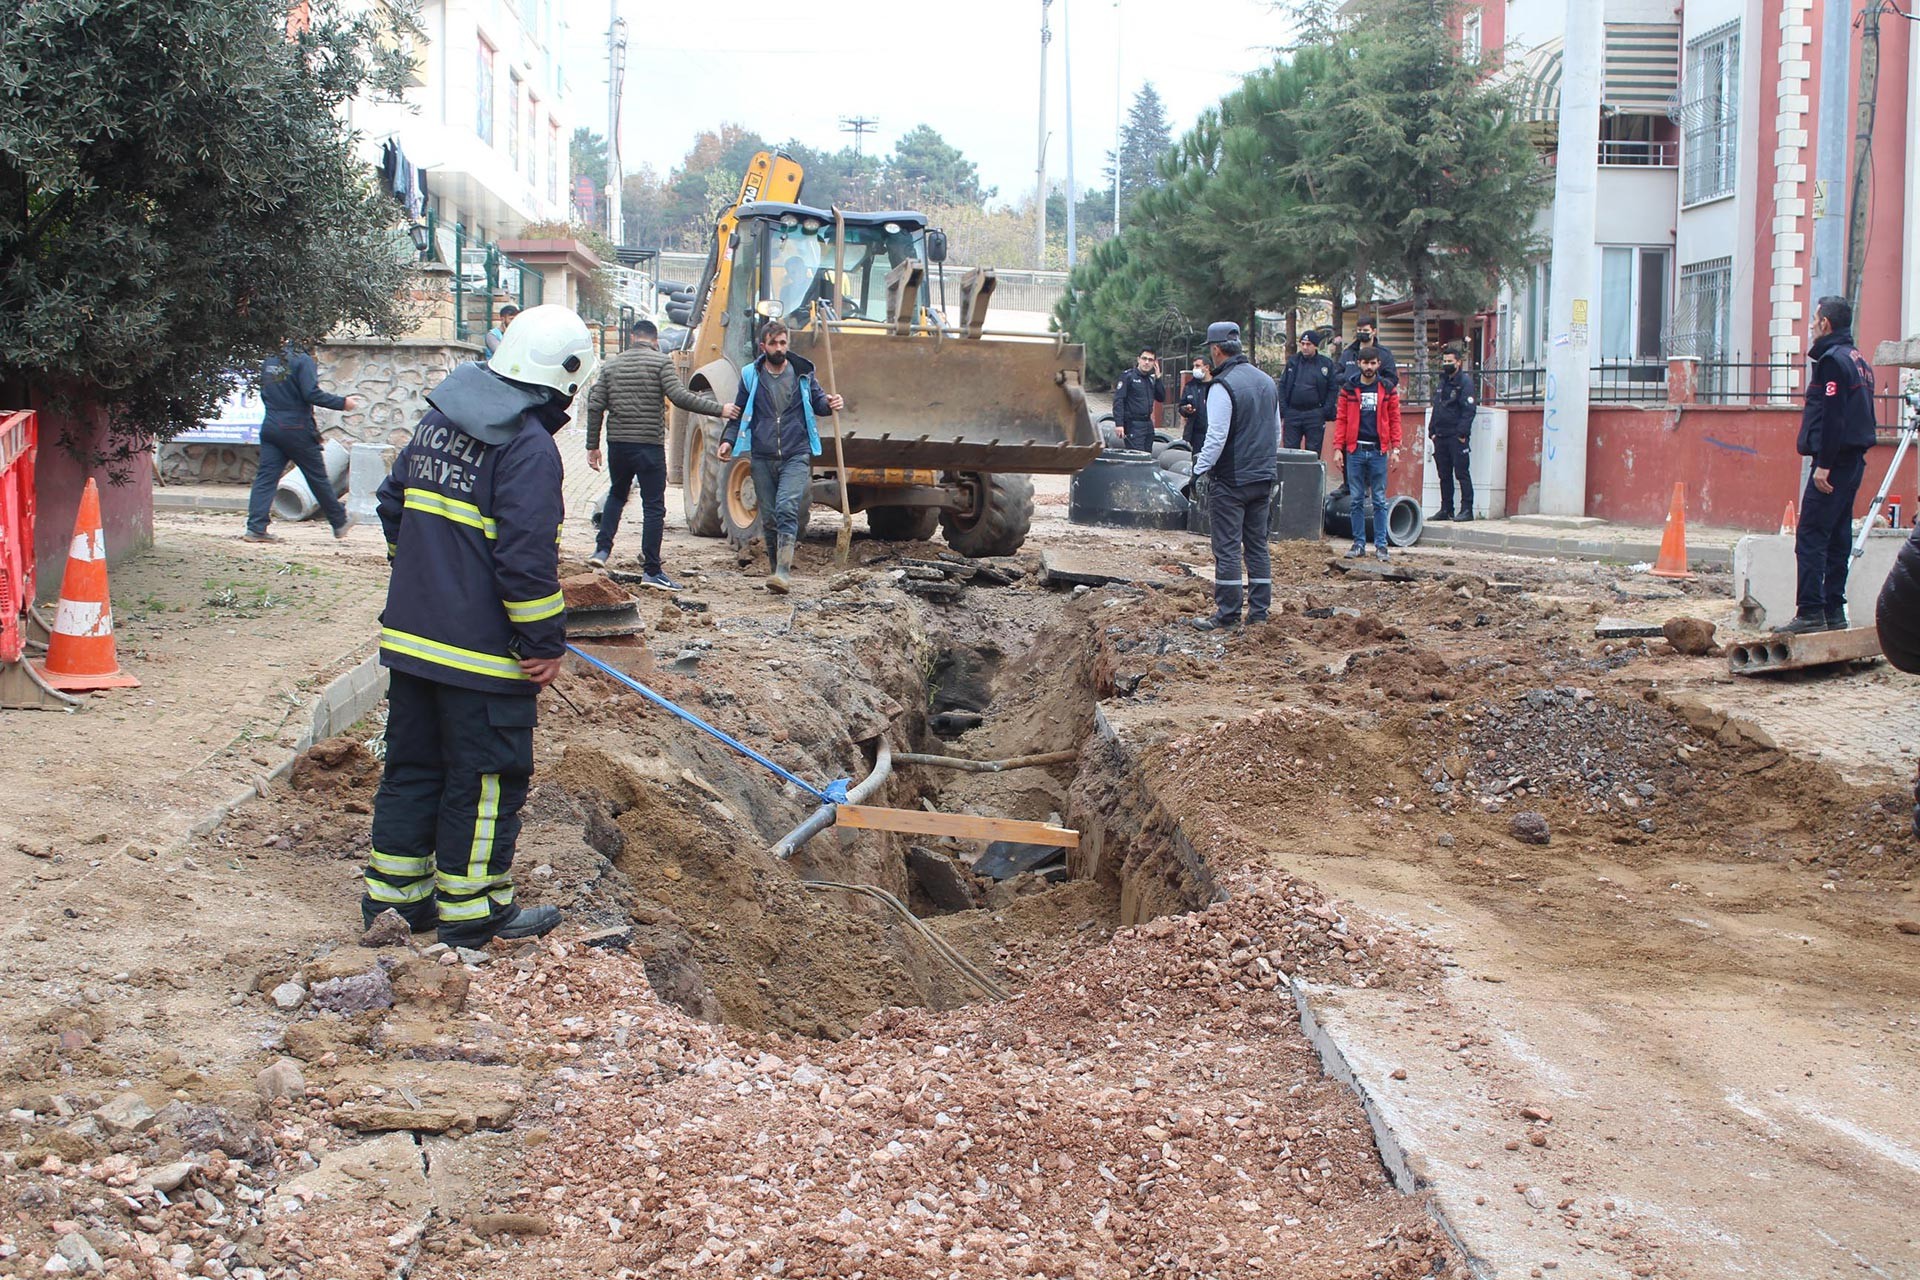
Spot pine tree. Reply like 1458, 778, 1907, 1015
1106, 83, 1174, 217
883, 126, 994, 208
1281, 0, 1547, 382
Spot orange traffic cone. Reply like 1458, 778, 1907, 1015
33, 479, 139, 691
1650, 482, 1693, 580
1779, 501, 1796, 535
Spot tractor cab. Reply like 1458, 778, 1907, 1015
718, 203, 941, 364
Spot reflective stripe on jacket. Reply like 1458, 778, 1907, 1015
374, 408, 566, 695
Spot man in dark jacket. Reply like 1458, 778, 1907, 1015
1780, 296, 1880, 633
1279, 332, 1338, 453
1114, 348, 1165, 450
1191, 321, 1281, 631
1428, 343, 1478, 521
1337, 316, 1399, 389
585, 320, 726, 587
244, 342, 360, 542
1875, 502, 1920, 837
360, 304, 596, 948
1177, 356, 1211, 453
719, 322, 844, 593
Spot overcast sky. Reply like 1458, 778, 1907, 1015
563, 0, 1299, 207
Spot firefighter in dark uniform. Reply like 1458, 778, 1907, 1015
1428, 343, 1478, 521
1779, 295, 1880, 634
358, 305, 597, 947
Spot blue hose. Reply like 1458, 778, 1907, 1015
565, 644, 850, 805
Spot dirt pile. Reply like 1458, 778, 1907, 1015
383, 907, 1459, 1280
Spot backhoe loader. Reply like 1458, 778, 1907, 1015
665, 151, 1100, 557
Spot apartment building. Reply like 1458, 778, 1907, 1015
1472, 0, 1917, 399
345, 0, 575, 246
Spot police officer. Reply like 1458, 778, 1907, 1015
1279, 331, 1338, 453
1779, 296, 1880, 634
1114, 347, 1166, 451
1428, 343, 1477, 521
358, 305, 596, 947
1338, 316, 1399, 389
1190, 321, 1281, 631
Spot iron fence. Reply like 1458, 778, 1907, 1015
1472, 358, 1915, 422
421, 209, 544, 345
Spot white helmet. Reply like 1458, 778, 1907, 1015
489, 304, 597, 398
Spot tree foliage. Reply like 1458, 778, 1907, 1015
884, 125, 993, 207
0, 0, 422, 454
570, 128, 608, 220
1056, 0, 1545, 384
1107, 83, 1173, 217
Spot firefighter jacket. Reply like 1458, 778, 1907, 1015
375, 362, 568, 696
1797, 330, 1879, 469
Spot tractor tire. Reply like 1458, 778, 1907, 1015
666, 411, 686, 485
721, 457, 810, 547
681, 417, 726, 537
941, 473, 1034, 558
867, 505, 941, 542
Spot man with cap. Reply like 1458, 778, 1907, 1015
1190, 321, 1281, 630
1279, 331, 1339, 454
1338, 316, 1399, 389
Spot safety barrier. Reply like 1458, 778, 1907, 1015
0, 410, 78, 709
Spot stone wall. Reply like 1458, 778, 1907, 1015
316, 337, 483, 447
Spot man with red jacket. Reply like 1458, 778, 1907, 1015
1333, 347, 1402, 562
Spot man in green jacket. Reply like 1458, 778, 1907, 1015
585, 321, 726, 588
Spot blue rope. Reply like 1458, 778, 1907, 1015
565, 645, 849, 805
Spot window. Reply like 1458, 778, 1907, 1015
1682, 22, 1739, 204
525, 94, 539, 181
475, 37, 495, 145
1600, 246, 1671, 369
549, 121, 561, 204
1461, 11, 1482, 63
1671, 258, 1735, 403
507, 72, 521, 166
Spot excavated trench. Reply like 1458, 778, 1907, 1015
544, 585, 1212, 1041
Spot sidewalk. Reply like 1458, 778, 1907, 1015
1414, 513, 1741, 567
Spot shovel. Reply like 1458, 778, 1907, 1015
821, 207, 854, 567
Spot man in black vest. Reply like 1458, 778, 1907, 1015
1113, 347, 1165, 451
1780, 296, 1880, 633
1190, 321, 1281, 631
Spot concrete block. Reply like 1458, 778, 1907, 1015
1876, 336, 1920, 368
1778, 232, 1805, 251
1776, 199, 1807, 218
1784, 163, 1807, 181
346, 442, 394, 525
1774, 112, 1803, 133
1772, 180, 1801, 199
1781, 93, 1810, 113
1728, 625, 1881, 675
1770, 318, 1798, 337
1732, 531, 1905, 628
1782, 59, 1811, 79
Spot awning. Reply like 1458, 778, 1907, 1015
1507, 23, 1683, 124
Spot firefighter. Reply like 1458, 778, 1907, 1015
358, 305, 596, 947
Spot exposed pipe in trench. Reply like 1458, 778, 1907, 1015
892, 749, 1080, 773
770, 735, 892, 859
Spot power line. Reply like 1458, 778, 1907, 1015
839, 115, 879, 157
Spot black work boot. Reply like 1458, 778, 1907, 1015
361, 895, 435, 934
439, 903, 563, 950
1190, 613, 1240, 632
1773, 612, 1830, 636
1826, 608, 1850, 631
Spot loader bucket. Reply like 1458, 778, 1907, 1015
789, 327, 1103, 475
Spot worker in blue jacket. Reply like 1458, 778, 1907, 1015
244, 341, 360, 542
358, 305, 596, 948
718, 320, 844, 593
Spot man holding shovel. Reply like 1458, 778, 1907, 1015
719, 322, 844, 592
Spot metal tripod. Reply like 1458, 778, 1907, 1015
1852, 390, 1920, 560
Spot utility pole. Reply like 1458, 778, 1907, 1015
1036, 0, 1051, 268
1844, 0, 1883, 317
1539, 0, 1602, 516
1810, 0, 1851, 309
839, 116, 879, 158
606, 1, 627, 245
1064, 0, 1077, 269
1112, 0, 1123, 234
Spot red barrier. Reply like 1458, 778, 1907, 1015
0, 410, 39, 664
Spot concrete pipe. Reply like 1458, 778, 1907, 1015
272, 440, 351, 522
1322, 491, 1426, 547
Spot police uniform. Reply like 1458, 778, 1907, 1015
359, 361, 568, 945
1429, 366, 1477, 520
1790, 328, 1879, 628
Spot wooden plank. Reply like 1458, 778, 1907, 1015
835, 803, 1080, 848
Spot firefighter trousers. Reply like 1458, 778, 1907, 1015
361, 669, 537, 940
